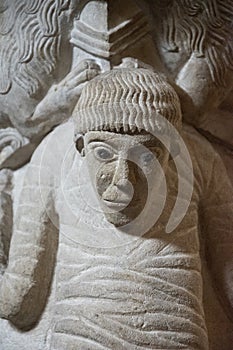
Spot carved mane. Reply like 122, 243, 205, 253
0, 0, 71, 96
153, 0, 233, 86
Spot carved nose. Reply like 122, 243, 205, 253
102, 179, 134, 203
102, 159, 136, 203
113, 158, 137, 185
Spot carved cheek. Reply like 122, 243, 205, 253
95, 162, 115, 197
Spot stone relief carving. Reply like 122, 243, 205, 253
0, 0, 101, 169
71, 0, 161, 70
0, 67, 233, 350
0, 0, 159, 227
142, 0, 233, 159
0, 128, 31, 170
0, 1, 232, 349
0, 169, 12, 275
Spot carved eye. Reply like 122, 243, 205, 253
140, 152, 154, 167
94, 147, 114, 161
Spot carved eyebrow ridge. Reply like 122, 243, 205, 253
87, 137, 162, 148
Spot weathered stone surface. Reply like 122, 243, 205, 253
0, 68, 233, 349
0, 1, 232, 349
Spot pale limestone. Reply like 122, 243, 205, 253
0, 1, 233, 349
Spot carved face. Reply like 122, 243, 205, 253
81, 131, 169, 227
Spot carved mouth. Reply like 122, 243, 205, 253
102, 199, 142, 213
102, 199, 129, 210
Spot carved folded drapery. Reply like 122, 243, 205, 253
0, 1, 232, 350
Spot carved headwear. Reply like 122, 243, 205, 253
73, 68, 182, 136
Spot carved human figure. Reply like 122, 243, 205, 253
0, 68, 233, 350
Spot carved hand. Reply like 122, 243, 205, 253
25, 60, 101, 140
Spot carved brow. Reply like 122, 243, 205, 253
87, 138, 111, 144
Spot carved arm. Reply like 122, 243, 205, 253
15, 60, 100, 141
201, 152, 233, 321
0, 145, 58, 330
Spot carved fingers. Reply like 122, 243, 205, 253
28, 60, 101, 140
118, 57, 154, 71
62, 59, 101, 91
53, 59, 100, 101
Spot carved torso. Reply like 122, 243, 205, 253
51, 223, 207, 349
41, 121, 214, 349
1, 120, 232, 349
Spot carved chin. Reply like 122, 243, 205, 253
101, 199, 144, 226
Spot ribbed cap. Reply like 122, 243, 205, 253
73, 68, 182, 136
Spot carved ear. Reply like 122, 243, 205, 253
74, 134, 85, 156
